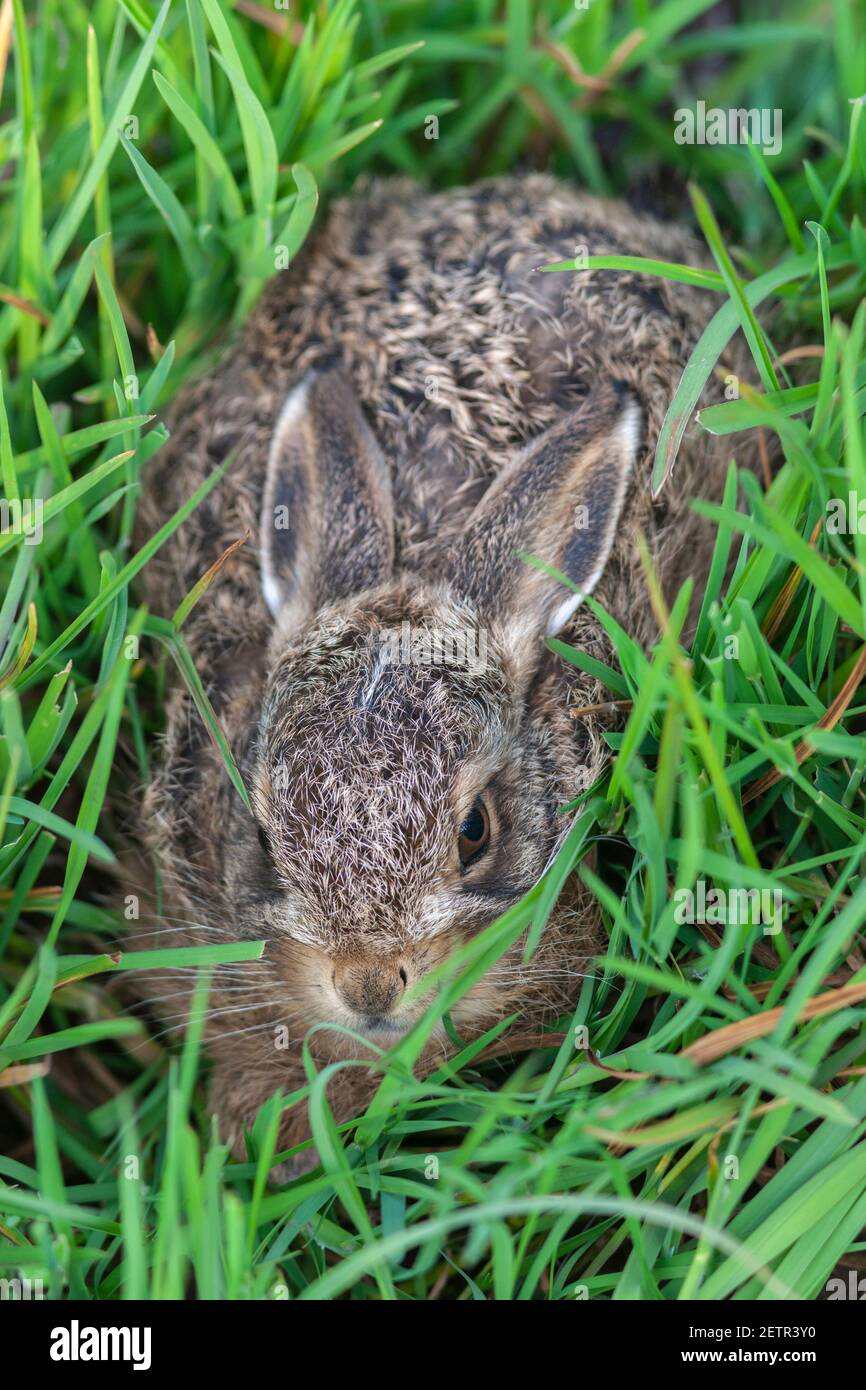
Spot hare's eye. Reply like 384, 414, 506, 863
458, 799, 490, 868
258, 825, 272, 858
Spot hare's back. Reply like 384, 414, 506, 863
139, 174, 714, 612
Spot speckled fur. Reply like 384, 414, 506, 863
131, 174, 754, 1173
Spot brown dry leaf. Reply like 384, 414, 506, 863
577, 29, 646, 108
682, 980, 866, 1065
0, 1060, 50, 1088
570, 697, 633, 720
762, 516, 823, 644
586, 1099, 740, 1149
0, 885, 61, 904
537, 38, 611, 94
235, 0, 303, 41
576, 1037, 649, 1080
743, 640, 866, 804
172, 531, 251, 629
470, 1030, 568, 1065
0, 287, 51, 325
775, 345, 824, 367
146, 323, 165, 362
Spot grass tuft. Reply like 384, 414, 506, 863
1, 0, 866, 1301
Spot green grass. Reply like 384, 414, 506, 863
1, 0, 866, 1301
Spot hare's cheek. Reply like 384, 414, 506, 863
257, 923, 328, 990
452, 973, 519, 1028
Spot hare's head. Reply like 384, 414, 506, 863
224, 369, 641, 1050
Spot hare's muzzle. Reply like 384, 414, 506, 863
332, 956, 409, 1022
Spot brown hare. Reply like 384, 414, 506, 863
131, 173, 747, 1174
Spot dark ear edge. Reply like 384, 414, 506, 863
451, 384, 643, 649
259, 368, 394, 627
542, 391, 643, 636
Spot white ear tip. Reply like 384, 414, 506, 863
545, 392, 643, 638
616, 393, 643, 463
262, 570, 283, 618
546, 590, 586, 636
260, 377, 312, 619
272, 377, 311, 445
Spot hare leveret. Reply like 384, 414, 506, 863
133, 174, 744, 1171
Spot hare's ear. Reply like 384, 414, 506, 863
260, 369, 394, 625
452, 384, 642, 659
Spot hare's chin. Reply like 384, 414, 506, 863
353, 1016, 408, 1041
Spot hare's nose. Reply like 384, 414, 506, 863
333, 960, 408, 1017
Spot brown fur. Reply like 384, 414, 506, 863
130, 174, 753, 1174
